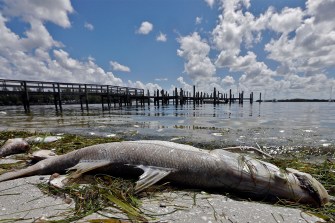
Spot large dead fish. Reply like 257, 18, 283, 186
0, 140, 330, 206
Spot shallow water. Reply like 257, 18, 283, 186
0, 102, 334, 153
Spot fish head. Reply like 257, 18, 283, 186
286, 168, 329, 206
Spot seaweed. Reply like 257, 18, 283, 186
37, 175, 151, 222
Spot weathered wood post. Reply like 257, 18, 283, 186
180, 88, 183, 105
101, 86, 104, 110
259, 92, 262, 103
165, 91, 168, 105
79, 85, 84, 111
229, 89, 232, 104
154, 90, 157, 106
175, 87, 178, 105
21, 81, 30, 112
187, 91, 189, 104
213, 87, 217, 105
116, 91, 120, 107
57, 83, 63, 112
135, 89, 138, 106
147, 90, 150, 106
241, 91, 244, 104
172, 90, 175, 105
52, 83, 58, 112
107, 85, 111, 110
161, 89, 165, 106
144, 90, 146, 106
84, 84, 89, 111
126, 88, 130, 106
193, 85, 197, 104
250, 92, 253, 104
158, 89, 160, 106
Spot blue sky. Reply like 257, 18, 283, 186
0, 0, 334, 99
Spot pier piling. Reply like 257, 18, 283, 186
0, 79, 255, 112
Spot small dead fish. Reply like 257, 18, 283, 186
0, 138, 30, 157
0, 136, 61, 158
25, 136, 62, 144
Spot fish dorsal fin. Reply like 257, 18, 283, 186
67, 160, 111, 179
135, 165, 173, 193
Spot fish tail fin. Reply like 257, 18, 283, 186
0, 156, 64, 182
0, 164, 42, 182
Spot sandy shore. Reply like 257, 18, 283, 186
0, 176, 324, 223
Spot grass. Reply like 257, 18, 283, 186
1, 130, 335, 222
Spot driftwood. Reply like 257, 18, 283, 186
0, 140, 330, 206
222, 145, 273, 158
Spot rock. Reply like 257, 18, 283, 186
31, 150, 57, 161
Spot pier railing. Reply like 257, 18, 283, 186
0, 79, 145, 112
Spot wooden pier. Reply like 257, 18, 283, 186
0, 79, 255, 112
151, 86, 254, 106
0, 79, 146, 112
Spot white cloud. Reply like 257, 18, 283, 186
23, 20, 62, 50
177, 77, 193, 92
307, 0, 335, 23
84, 22, 94, 31
195, 16, 203, 25
177, 32, 216, 85
0, 0, 124, 87
204, 0, 215, 8
155, 78, 168, 81
264, 0, 335, 78
221, 75, 235, 85
2, 0, 73, 28
137, 21, 153, 35
207, 0, 335, 98
128, 80, 162, 94
0, 0, 163, 95
1, 0, 334, 99
109, 61, 131, 72
174, 75, 238, 95
268, 7, 303, 34
212, 0, 268, 54
156, 32, 167, 42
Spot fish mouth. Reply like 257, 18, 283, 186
286, 168, 330, 206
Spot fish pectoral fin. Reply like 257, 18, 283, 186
67, 160, 111, 179
134, 165, 173, 193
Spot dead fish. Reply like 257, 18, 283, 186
0, 138, 30, 157
0, 140, 330, 206
25, 136, 62, 144
0, 135, 61, 157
